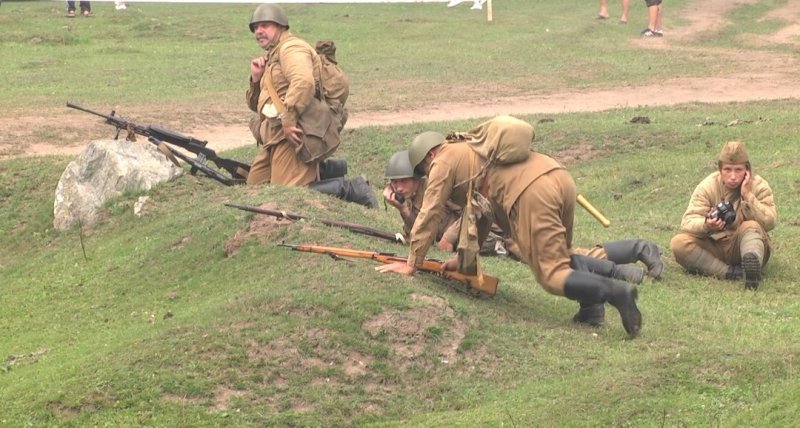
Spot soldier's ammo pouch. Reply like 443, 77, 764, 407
262, 38, 343, 165
294, 95, 342, 164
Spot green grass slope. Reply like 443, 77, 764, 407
3, 100, 800, 426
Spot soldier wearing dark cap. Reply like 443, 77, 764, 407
670, 141, 776, 289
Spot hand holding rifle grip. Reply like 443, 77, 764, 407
279, 243, 498, 297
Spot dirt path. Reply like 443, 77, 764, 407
3, 0, 799, 160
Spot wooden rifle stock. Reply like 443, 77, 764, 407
279, 243, 499, 297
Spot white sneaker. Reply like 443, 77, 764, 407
447, 0, 466, 7
470, 0, 486, 10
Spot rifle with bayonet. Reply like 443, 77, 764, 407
66, 101, 250, 185
225, 202, 406, 244
278, 243, 499, 297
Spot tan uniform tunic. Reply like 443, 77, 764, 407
485, 152, 574, 295
402, 178, 461, 243
671, 171, 776, 267
246, 32, 320, 185
406, 141, 575, 294
407, 143, 483, 267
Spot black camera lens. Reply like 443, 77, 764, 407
709, 201, 736, 226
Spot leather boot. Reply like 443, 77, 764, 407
572, 301, 605, 327
603, 239, 664, 279
571, 254, 644, 285
726, 265, 743, 280
309, 176, 378, 209
563, 270, 641, 337
319, 158, 348, 180
739, 229, 764, 290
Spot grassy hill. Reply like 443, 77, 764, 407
2, 1, 800, 426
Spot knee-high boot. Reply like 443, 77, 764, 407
309, 176, 378, 209
682, 246, 741, 280
563, 270, 642, 337
739, 229, 765, 290
572, 301, 605, 327
603, 239, 664, 279
568, 255, 642, 328
571, 254, 644, 284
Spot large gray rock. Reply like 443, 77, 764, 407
53, 139, 183, 230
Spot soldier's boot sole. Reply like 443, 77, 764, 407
607, 285, 641, 338
742, 252, 761, 290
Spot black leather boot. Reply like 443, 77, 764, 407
570, 254, 644, 285
572, 302, 605, 327
564, 270, 641, 337
319, 158, 348, 180
603, 239, 664, 279
726, 265, 743, 280
309, 176, 378, 209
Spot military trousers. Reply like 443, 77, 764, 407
246, 140, 318, 186
510, 168, 576, 296
670, 220, 771, 270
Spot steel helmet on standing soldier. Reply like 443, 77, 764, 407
408, 131, 445, 169
249, 3, 290, 32
385, 150, 415, 180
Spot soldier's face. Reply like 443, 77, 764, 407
253, 22, 278, 48
390, 178, 418, 198
720, 163, 747, 190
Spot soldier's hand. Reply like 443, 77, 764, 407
250, 57, 267, 82
437, 238, 454, 252
705, 215, 726, 231
440, 256, 458, 272
741, 170, 752, 196
283, 124, 304, 146
382, 185, 402, 208
375, 261, 416, 276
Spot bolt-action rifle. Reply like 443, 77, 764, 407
225, 202, 406, 244
278, 243, 499, 297
66, 101, 250, 185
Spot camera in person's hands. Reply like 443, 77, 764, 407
708, 201, 736, 226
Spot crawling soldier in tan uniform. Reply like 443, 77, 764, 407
382, 148, 512, 256
670, 141, 776, 289
377, 117, 642, 337
382, 148, 663, 281
382, 150, 461, 247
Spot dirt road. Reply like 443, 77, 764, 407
4, 0, 799, 159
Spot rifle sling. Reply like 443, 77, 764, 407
263, 62, 287, 116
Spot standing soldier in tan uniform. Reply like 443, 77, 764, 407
670, 141, 776, 289
245, 4, 376, 208
377, 117, 642, 337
